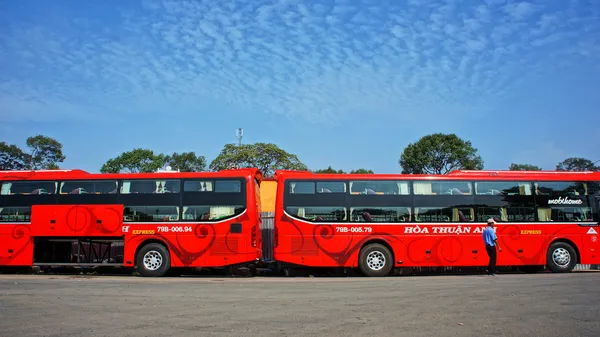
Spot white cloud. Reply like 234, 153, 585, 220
503, 2, 541, 21
0, 0, 598, 125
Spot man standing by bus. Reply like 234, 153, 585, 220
483, 218, 502, 275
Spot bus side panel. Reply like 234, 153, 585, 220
578, 227, 600, 264
273, 218, 324, 266
498, 223, 547, 266
0, 224, 33, 266
389, 228, 490, 268
398, 224, 581, 268
391, 232, 469, 268
276, 221, 573, 268
76, 205, 123, 237
30, 204, 124, 237
30, 205, 78, 236
122, 212, 256, 269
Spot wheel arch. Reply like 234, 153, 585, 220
548, 238, 581, 264
134, 238, 171, 267
359, 238, 395, 266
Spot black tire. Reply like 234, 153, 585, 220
248, 264, 257, 277
546, 242, 577, 273
136, 243, 171, 277
358, 243, 393, 277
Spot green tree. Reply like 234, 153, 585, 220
509, 163, 542, 171
556, 157, 600, 171
100, 148, 165, 173
0, 142, 29, 170
209, 143, 308, 176
314, 166, 345, 174
0, 135, 66, 170
26, 135, 66, 170
350, 168, 374, 174
399, 133, 484, 174
164, 152, 206, 172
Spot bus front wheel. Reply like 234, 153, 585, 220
546, 242, 577, 273
136, 243, 171, 277
358, 243, 393, 277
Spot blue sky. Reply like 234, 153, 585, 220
1, 0, 599, 173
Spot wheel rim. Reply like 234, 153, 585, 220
143, 250, 163, 270
552, 248, 571, 267
366, 251, 386, 271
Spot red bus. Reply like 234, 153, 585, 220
0, 168, 263, 277
272, 170, 600, 276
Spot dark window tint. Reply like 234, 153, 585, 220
413, 181, 472, 195
182, 180, 246, 208
477, 207, 536, 222
0, 206, 31, 222
60, 180, 118, 194
215, 180, 241, 193
182, 205, 245, 221
475, 181, 532, 196
535, 182, 588, 196
349, 180, 410, 195
317, 181, 346, 193
588, 182, 600, 195
415, 207, 474, 222
537, 206, 594, 222
121, 180, 180, 194
184, 180, 213, 192
289, 181, 315, 194
123, 205, 180, 222
183, 180, 242, 193
285, 206, 347, 222
1, 181, 56, 195
350, 206, 411, 222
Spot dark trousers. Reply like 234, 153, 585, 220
485, 244, 497, 274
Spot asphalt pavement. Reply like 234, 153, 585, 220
1, 272, 599, 337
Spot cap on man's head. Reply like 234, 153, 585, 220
487, 218, 496, 225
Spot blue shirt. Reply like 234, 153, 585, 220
482, 227, 497, 246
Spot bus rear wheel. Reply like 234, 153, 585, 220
358, 243, 393, 277
136, 243, 171, 277
546, 242, 577, 273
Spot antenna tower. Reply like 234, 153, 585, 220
236, 128, 243, 146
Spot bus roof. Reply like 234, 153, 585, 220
448, 170, 599, 176
273, 169, 600, 182
0, 168, 263, 182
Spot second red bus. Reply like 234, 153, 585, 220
272, 169, 600, 276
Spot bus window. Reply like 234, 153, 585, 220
288, 181, 315, 194
413, 181, 472, 195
